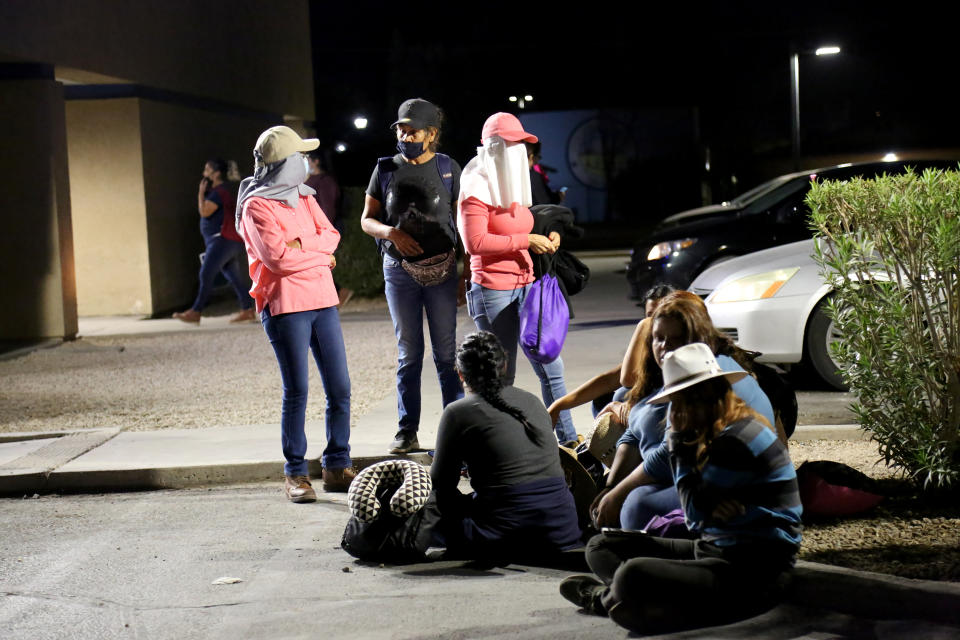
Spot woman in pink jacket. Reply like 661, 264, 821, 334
457, 113, 576, 444
237, 126, 353, 504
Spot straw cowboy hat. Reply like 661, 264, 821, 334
647, 343, 746, 404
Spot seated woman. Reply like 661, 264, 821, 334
591, 291, 777, 531
546, 284, 674, 426
560, 343, 802, 635
430, 331, 581, 560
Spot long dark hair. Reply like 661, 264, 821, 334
455, 331, 540, 443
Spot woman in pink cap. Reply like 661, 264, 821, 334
457, 113, 576, 444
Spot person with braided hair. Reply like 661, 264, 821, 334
430, 331, 581, 560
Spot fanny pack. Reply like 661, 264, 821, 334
401, 249, 456, 287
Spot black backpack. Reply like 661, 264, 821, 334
375, 153, 456, 257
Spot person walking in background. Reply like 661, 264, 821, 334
360, 98, 467, 455
174, 158, 255, 324
305, 150, 353, 307
236, 126, 354, 502
458, 112, 577, 444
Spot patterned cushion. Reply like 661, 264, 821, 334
347, 459, 433, 523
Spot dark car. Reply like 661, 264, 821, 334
626, 160, 953, 299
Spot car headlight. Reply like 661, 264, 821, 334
708, 267, 800, 303
646, 238, 697, 261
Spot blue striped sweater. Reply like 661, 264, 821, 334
668, 418, 803, 551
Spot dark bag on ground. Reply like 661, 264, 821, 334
341, 484, 440, 564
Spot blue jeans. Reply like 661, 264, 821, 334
192, 234, 252, 312
465, 283, 576, 442
383, 255, 463, 433
261, 305, 351, 476
621, 484, 680, 530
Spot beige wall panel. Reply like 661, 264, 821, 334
65, 98, 153, 316
138, 100, 271, 313
0, 0, 314, 118
0, 79, 77, 339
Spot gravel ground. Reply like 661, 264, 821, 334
0, 300, 396, 433
1, 300, 957, 583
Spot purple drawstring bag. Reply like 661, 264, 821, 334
520, 273, 569, 363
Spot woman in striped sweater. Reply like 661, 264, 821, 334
560, 342, 802, 635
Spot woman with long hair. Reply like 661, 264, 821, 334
458, 112, 576, 444
430, 331, 581, 560
590, 291, 776, 530
173, 158, 255, 324
236, 126, 353, 502
560, 343, 802, 635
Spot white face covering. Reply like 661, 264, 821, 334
459, 136, 532, 209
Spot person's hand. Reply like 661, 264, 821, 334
198, 177, 210, 195
546, 400, 562, 426
711, 500, 745, 522
329, 255, 337, 270
286, 239, 302, 250
593, 486, 626, 529
387, 228, 423, 256
528, 233, 556, 254
548, 231, 561, 251
589, 487, 611, 518
597, 401, 630, 426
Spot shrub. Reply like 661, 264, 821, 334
807, 167, 960, 489
334, 186, 384, 297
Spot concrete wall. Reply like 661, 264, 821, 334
0, 76, 77, 339
0, 0, 314, 119
65, 99, 152, 316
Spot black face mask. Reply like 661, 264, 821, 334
397, 140, 425, 159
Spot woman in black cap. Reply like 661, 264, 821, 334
361, 99, 467, 455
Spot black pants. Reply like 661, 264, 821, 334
585, 532, 793, 634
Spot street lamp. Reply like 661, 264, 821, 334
508, 94, 534, 109
790, 44, 840, 170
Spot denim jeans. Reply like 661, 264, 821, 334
192, 234, 252, 312
261, 305, 351, 476
465, 283, 576, 442
383, 255, 463, 434
621, 484, 681, 530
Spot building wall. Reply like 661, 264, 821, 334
0, 75, 77, 339
0, 0, 314, 119
65, 98, 153, 316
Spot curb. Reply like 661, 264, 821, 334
1, 452, 433, 496
792, 561, 960, 626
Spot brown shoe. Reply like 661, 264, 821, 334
321, 467, 357, 492
173, 309, 201, 324
284, 475, 317, 503
229, 308, 257, 323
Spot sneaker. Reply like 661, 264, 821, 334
172, 309, 201, 324
321, 467, 357, 492
229, 308, 257, 323
559, 575, 607, 616
284, 475, 317, 503
389, 430, 420, 454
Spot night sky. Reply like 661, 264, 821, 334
310, 3, 956, 198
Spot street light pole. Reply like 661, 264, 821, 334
790, 45, 840, 171
790, 50, 801, 170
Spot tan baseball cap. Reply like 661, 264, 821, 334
254, 126, 319, 164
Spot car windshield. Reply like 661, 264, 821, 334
729, 174, 798, 206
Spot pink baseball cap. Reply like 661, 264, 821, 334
480, 112, 538, 144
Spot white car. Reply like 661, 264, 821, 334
688, 239, 846, 390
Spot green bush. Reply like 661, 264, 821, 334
333, 186, 384, 297
807, 167, 960, 488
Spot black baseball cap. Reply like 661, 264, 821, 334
390, 98, 440, 130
